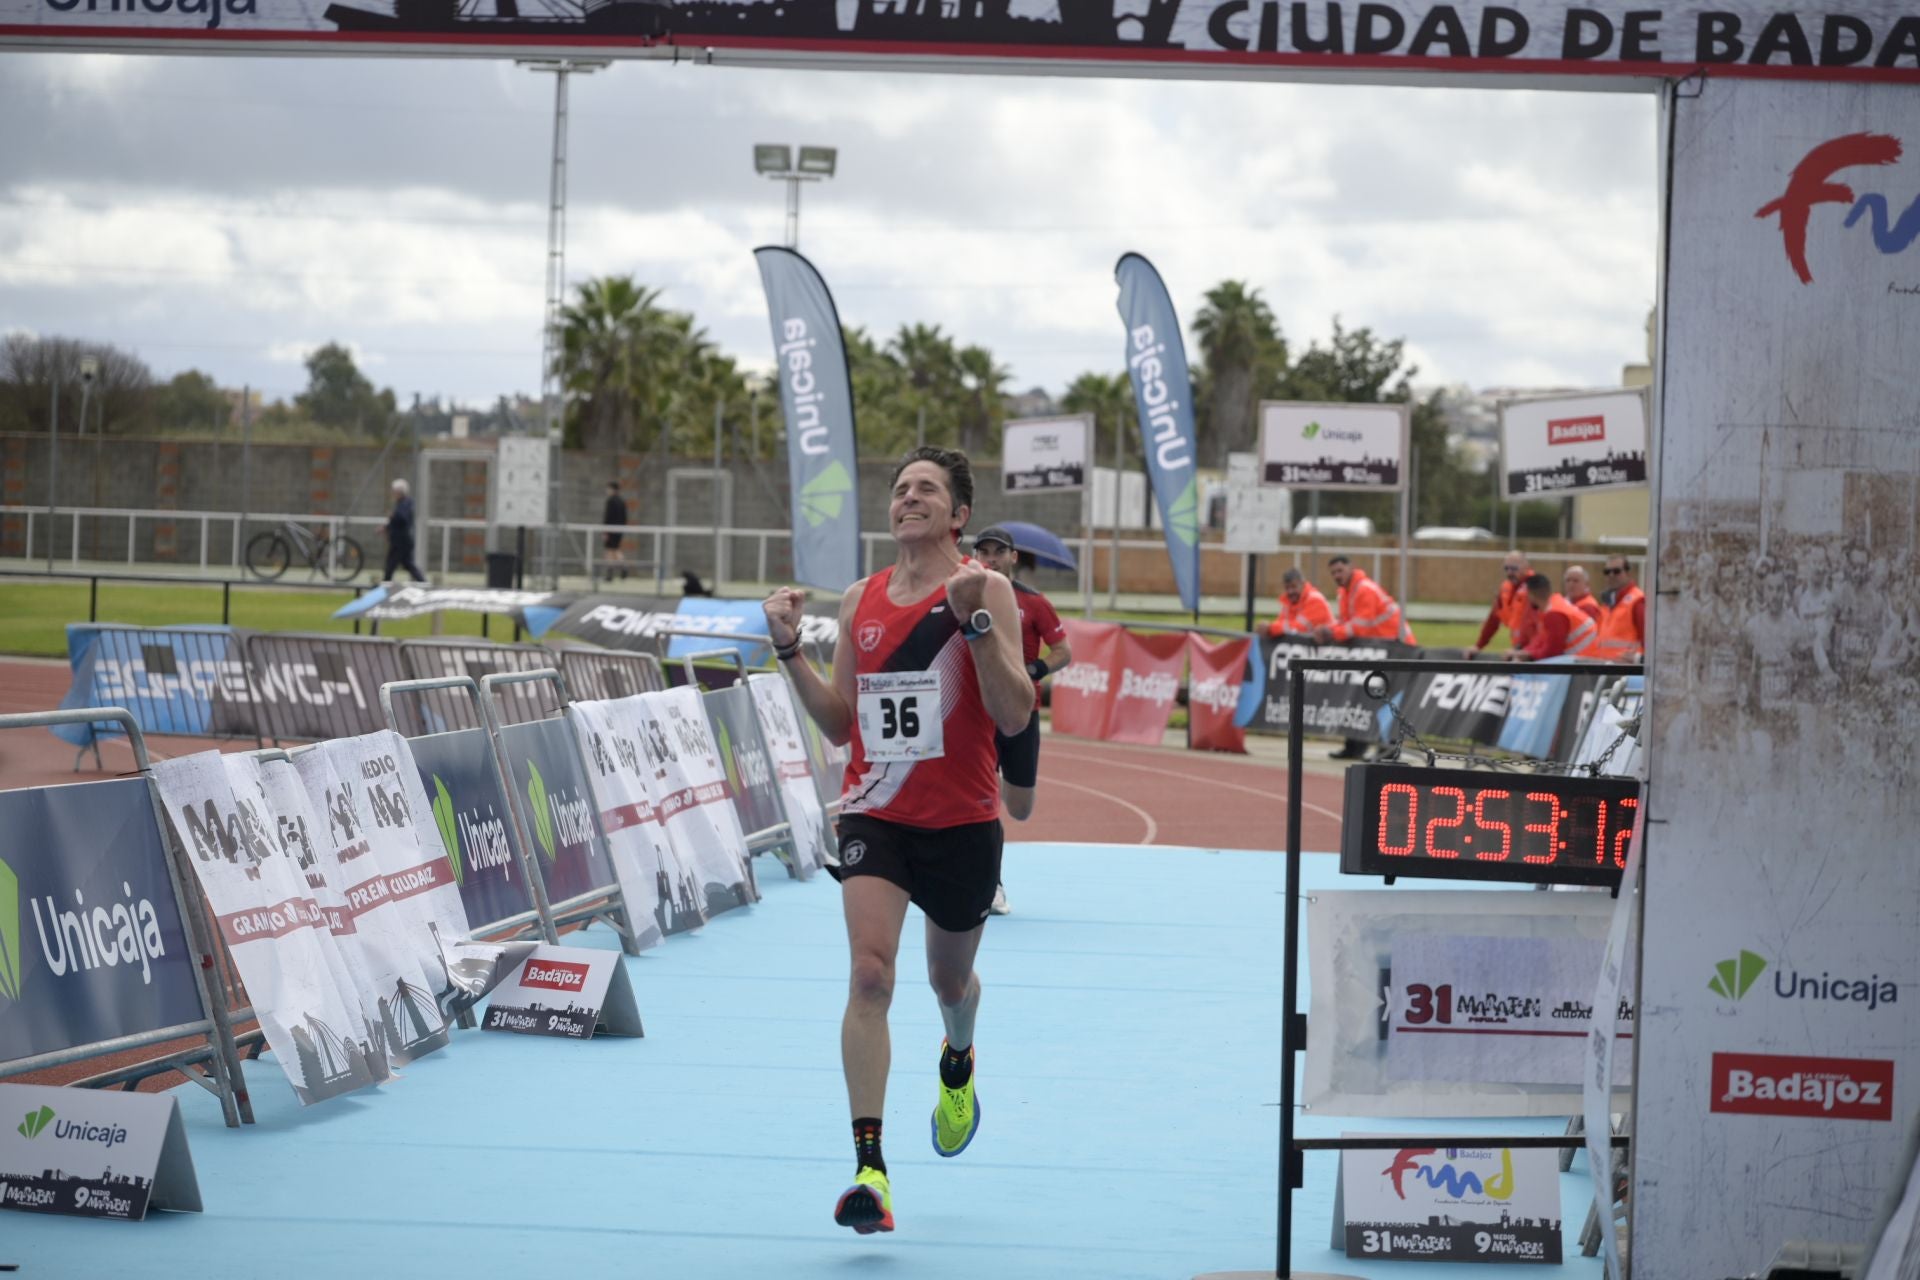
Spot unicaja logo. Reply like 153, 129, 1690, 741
1301, 421, 1321, 439
430, 776, 462, 886
1709, 949, 1767, 1000
526, 762, 556, 861
17, 1106, 52, 1139
0, 857, 20, 1003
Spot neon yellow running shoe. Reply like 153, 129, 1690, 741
834, 1165, 894, 1234
930, 1040, 980, 1157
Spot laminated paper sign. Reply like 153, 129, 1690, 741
1338, 1138, 1563, 1264
0, 1084, 201, 1221
481, 944, 642, 1041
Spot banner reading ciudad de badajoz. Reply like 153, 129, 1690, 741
1114, 253, 1202, 613
755, 247, 861, 593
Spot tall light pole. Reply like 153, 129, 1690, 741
520, 56, 608, 584
754, 144, 837, 250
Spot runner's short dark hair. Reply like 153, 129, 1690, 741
891, 447, 974, 524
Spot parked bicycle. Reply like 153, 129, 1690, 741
245, 521, 365, 582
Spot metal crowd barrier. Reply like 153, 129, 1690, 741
62, 623, 262, 751
680, 649, 794, 859
398, 638, 559, 732
243, 631, 409, 745
478, 670, 643, 956
0, 708, 255, 1128
555, 646, 667, 702
378, 675, 562, 949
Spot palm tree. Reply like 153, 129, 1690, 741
956, 345, 1009, 457
1060, 371, 1139, 470
554, 276, 682, 453
1192, 280, 1284, 466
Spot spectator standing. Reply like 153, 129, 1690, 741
1595, 554, 1647, 660
383, 478, 425, 584
1267, 567, 1334, 639
1467, 550, 1536, 654
1505, 573, 1598, 661
601, 480, 629, 581
1563, 566, 1605, 624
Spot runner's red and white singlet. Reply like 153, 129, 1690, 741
841, 564, 1000, 828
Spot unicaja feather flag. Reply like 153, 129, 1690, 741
1114, 253, 1201, 612
754, 246, 861, 592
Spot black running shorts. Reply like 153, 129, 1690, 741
994, 709, 1042, 789
832, 813, 1003, 933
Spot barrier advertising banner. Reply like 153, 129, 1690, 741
0, 1084, 200, 1220
315, 732, 472, 999
1259, 401, 1410, 490
152, 751, 389, 1106
702, 684, 790, 848
12, 0, 1915, 83
0, 780, 204, 1066
480, 944, 642, 1041
568, 696, 704, 946
494, 717, 620, 909
1047, 619, 1124, 740
1185, 632, 1253, 753
1637, 78, 1920, 1279
1339, 1140, 1562, 1263
1114, 253, 1202, 613
1305, 889, 1623, 1118
1106, 628, 1188, 745
747, 673, 830, 878
542, 596, 840, 666
282, 750, 451, 1065
55, 624, 249, 745
1248, 636, 1410, 743
633, 689, 758, 918
1499, 389, 1649, 498
228, 633, 401, 743
1002, 415, 1090, 493
755, 246, 861, 593
402, 729, 538, 936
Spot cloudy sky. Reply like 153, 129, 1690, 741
0, 51, 1660, 409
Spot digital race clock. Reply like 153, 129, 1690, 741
1340, 763, 1640, 888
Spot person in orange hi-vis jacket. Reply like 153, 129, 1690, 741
1311, 556, 1416, 760
1266, 566, 1334, 639
1504, 573, 1599, 661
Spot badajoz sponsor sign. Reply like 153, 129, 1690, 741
1711, 1052, 1894, 1121
1499, 389, 1650, 497
0, 780, 202, 1065
0, 1084, 201, 1221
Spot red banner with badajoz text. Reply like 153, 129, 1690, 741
1185, 632, 1251, 754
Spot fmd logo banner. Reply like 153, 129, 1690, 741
0, 780, 202, 1066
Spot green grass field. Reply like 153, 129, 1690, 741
0, 581, 1481, 659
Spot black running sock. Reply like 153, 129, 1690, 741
853, 1117, 886, 1175
940, 1041, 973, 1089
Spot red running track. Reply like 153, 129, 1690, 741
0, 659, 1347, 852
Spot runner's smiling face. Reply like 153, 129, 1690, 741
890, 460, 968, 545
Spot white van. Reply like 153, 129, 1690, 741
1292, 515, 1376, 538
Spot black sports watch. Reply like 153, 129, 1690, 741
960, 608, 994, 640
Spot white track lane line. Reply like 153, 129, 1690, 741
1044, 776, 1159, 845
1045, 745, 1346, 825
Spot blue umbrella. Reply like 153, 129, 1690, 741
989, 520, 1078, 573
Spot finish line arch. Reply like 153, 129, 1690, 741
4, 9, 1917, 1280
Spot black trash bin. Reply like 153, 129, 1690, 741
485, 552, 518, 590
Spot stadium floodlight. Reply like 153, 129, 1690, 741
755, 143, 838, 250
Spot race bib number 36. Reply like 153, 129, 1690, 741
857, 671, 944, 762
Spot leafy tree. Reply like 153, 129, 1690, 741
152, 370, 231, 433
1192, 280, 1285, 466
1060, 371, 1141, 470
296, 342, 396, 433
956, 344, 1009, 457
1272, 317, 1409, 404
0, 334, 151, 434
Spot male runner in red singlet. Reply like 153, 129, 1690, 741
762, 446, 1035, 1236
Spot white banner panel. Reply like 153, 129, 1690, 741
1499, 389, 1649, 497
1340, 1140, 1563, 1263
1305, 889, 1623, 1117
1637, 77, 1920, 1280
747, 673, 830, 878
0, 1084, 199, 1220
492, 435, 549, 528
633, 688, 758, 919
152, 751, 388, 1106
1002, 415, 1090, 494
1258, 401, 1409, 490
567, 695, 706, 945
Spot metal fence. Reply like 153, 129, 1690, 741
555, 646, 668, 702
244, 631, 409, 744
398, 638, 560, 731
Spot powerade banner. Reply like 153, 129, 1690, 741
1396, 661, 1607, 759
1115, 253, 1201, 613
1247, 636, 1414, 744
0, 779, 204, 1066
331, 585, 566, 627
152, 750, 390, 1106
397, 729, 538, 938
542, 596, 840, 667
7, 0, 1918, 84
755, 246, 861, 593
494, 717, 619, 909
